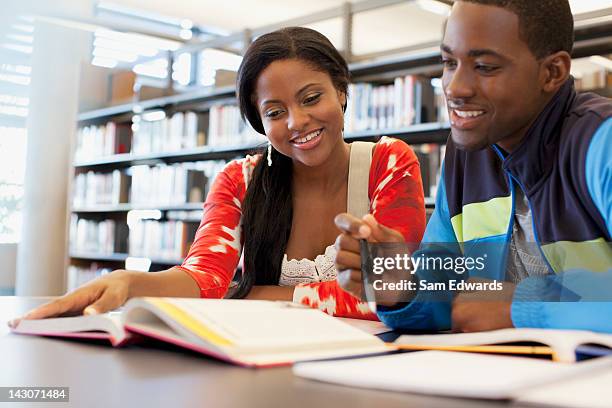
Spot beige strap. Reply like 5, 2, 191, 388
347, 141, 375, 219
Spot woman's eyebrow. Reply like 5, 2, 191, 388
295, 82, 320, 97
260, 83, 321, 108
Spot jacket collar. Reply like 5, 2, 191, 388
496, 78, 576, 194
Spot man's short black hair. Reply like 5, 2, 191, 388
457, 0, 574, 59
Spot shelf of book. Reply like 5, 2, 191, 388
70, 252, 183, 266
72, 198, 436, 214
77, 85, 237, 122
72, 202, 205, 213
73, 123, 450, 171
67, 19, 612, 284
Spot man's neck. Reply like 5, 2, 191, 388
497, 93, 556, 154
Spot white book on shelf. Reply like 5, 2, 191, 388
393, 77, 404, 129
184, 111, 198, 149
404, 75, 415, 127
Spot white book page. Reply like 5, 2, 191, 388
395, 328, 612, 362
15, 313, 125, 342
294, 350, 586, 399
336, 317, 392, 335
156, 298, 383, 350
516, 357, 612, 408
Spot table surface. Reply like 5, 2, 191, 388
0, 297, 521, 408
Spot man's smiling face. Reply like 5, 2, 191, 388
441, 2, 547, 152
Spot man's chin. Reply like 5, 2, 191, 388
451, 130, 490, 152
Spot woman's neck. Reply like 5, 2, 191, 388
292, 140, 350, 194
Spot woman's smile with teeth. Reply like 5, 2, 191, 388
292, 129, 322, 144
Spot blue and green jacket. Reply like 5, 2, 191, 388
378, 79, 612, 332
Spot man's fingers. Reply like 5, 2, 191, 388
334, 213, 371, 239
334, 233, 360, 253
335, 249, 362, 272
337, 269, 363, 298
362, 214, 404, 243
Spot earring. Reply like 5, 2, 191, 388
267, 142, 273, 167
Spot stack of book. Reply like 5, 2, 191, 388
207, 104, 267, 147
131, 111, 206, 155
128, 219, 198, 261
129, 164, 207, 206
67, 265, 112, 292
75, 122, 131, 161
69, 217, 127, 254
344, 75, 443, 133
73, 170, 130, 207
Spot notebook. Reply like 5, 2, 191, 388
516, 362, 612, 407
393, 328, 612, 362
11, 297, 391, 367
293, 350, 612, 400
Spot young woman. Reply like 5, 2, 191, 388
10, 27, 425, 326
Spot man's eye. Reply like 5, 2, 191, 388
303, 93, 321, 104
476, 65, 499, 73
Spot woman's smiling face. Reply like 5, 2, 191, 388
254, 58, 346, 168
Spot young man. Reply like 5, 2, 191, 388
334, 0, 612, 332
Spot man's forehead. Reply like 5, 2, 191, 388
443, 2, 525, 56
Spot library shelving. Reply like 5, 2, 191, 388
68, 11, 612, 285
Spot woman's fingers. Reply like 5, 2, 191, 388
85, 287, 127, 315
8, 285, 102, 328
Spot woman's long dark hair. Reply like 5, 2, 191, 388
232, 27, 350, 298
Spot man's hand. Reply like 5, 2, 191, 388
334, 213, 404, 299
451, 278, 515, 332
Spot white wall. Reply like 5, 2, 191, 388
0, 244, 17, 294
14, 1, 95, 296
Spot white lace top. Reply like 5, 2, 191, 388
279, 245, 338, 286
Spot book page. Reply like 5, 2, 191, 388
395, 328, 612, 362
294, 350, 585, 399
336, 317, 392, 335
516, 357, 612, 408
143, 298, 383, 351
14, 313, 125, 343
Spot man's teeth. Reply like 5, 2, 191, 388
293, 129, 322, 144
454, 110, 484, 118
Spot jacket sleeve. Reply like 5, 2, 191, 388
293, 137, 427, 320
176, 159, 248, 298
377, 164, 460, 330
511, 118, 612, 332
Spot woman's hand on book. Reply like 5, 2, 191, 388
334, 213, 404, 302
8, 270, 133, 327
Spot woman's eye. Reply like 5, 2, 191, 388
303, 93, 321, 104
265, 109, 283, 119
442, 59, 457, 69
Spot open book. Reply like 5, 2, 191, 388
293, 351, 612, 400
394, 328, 612, 363
12, 297, 390, 367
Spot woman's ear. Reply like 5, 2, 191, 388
540, 51, 572, 93
338, 90, 347, 111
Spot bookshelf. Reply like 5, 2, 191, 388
67, 9, 612, 288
